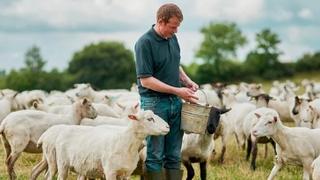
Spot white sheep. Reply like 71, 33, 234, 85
251, 109, 320, 180
0, 98, 97, 180
242, 107, 276, 170
37, 110, 169, 180
299, 98, 320, 128
214, 89, 256, 163
312, 155, 320, 180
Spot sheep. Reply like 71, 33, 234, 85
0, 95, 15, 124
195, 89, 222, 108
250, 93, 298, 124
242, 107, 276, 170
312, 155, 320, 180
181, 106, 230, 180
37, 110, 169, 180
32, 98, 130, 118
214, 89, 256, 163
80, 104, 139, 127
292, 97, 320, 128
0, 98, 97, 180
251, 109, 320, 180
30, 105, 139, 180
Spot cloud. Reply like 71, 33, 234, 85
269, 8, 294, 22
298, 8, 313, 19
1, 0, 157, 30
192, 0, 265, 23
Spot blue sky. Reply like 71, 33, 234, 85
0, 0, 319, 71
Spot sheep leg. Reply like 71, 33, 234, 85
302, 160, 313, 180
267, 162, 283, 180
57, 164, 69, 180
219, 144, 226, 164
303, 167, 311, 180
219, 131, 229, 163
6, 151, 21, 180
270, 139, 277, 155
45, 148, 58, 180
246, 137, 252, 161
199, 161, 207, 180
105, 172, 117, 180
1, 136, 11, 160
250, 140, 258, 170
183, 161, 195, 180
30, 157, 48, 180
264, 144, 268, 159
76, 175, 86, 180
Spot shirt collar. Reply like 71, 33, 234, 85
150, 24, 168, 42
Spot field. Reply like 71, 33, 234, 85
1, 71, 319, 179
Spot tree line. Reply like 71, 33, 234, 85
0, 22, 319, 91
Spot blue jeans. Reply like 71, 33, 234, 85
140, 95, 183, 172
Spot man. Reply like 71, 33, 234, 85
134, 3, 199, 180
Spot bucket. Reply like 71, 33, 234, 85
181, 89, 211, 134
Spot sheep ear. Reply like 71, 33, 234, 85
220, 107, 231, 114
117, 103, 125, 110
128, 114, 138, 121
309, 105, 314, 111
254, 113, 261, 119
257, 84, 262, 89
273, 116, 278, 122
82, 98, 88, 105
33, 101, 38, 109
134, 103, 139, 109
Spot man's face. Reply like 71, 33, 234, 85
158, 16, 181, 38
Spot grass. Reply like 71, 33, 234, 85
1, 71, 319, 179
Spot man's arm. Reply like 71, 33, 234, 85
140, 76, 198, 103
179, 66, 199, 92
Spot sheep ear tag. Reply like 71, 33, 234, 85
128, 115, 138, 121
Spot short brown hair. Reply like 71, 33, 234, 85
156, 3, 183, 23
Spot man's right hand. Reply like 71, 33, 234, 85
176, 87, 199, 103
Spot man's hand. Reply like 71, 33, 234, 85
176, 87, 199, 103
186, 80, 199, 92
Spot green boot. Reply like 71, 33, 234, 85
164, 169, 183, 180
144, 171, 164, 180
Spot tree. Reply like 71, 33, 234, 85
244, 29, 291, 79
295, 52, 320, 72
24, 45, 46, 72
196, 22, 247, 77
68, 41, 136, 89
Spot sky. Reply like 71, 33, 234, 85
0, 0, 319, 72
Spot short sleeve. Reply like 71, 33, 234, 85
135, 39, 154, 78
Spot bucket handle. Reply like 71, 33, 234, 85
198, 88, 209, 107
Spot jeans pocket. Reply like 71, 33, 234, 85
141, 97, 160, 111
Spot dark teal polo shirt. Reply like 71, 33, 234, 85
135, 25, 181, 97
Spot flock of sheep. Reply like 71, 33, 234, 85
0, 79, 320, 180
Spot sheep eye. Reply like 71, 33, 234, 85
147, 118, 155, 122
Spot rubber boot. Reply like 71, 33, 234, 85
144, 171, 163, 180
164, 169, 183, 180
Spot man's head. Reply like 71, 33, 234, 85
156, 3, 183, 39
